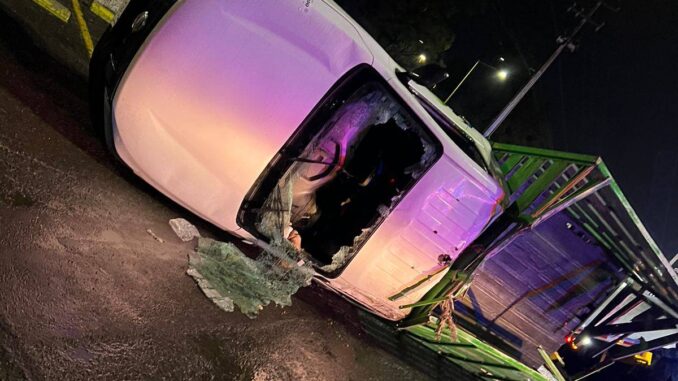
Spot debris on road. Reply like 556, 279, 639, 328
187, 238, 313, 318
186, 255, 235, 313
146, 228, 165, 243
169, 218, 201, 242
182, 170, 314, 317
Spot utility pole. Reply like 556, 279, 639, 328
484, 1, 616, 138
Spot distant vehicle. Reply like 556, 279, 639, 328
90, 0, 508, 321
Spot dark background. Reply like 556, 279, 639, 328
338, 0, 678, 259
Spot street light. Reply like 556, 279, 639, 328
444, 60, 509, 104
496, 69, 509, 81
580, 336, 593, 346
417, 53, 427, 64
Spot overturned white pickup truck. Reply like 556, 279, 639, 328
90, 2, 678, 378
90, 0, 508, 321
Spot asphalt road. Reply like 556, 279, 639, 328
0, 4, 428, 381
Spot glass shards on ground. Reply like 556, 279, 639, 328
187, 237, 314, 318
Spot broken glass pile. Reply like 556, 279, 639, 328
189, 237, 314, 318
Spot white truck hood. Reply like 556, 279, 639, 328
112, 0, 374, 231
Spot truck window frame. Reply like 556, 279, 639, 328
237, 64, 444, 277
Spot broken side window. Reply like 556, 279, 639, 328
239, 66, 442, 276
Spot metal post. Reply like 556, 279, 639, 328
585, 318, 678, 337
484, 1, 604, 138
444, 60, 480, 104
574, 280, 628, 332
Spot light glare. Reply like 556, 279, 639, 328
497, 70, 509, 81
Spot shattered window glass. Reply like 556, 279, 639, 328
246, 76, 442, 276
